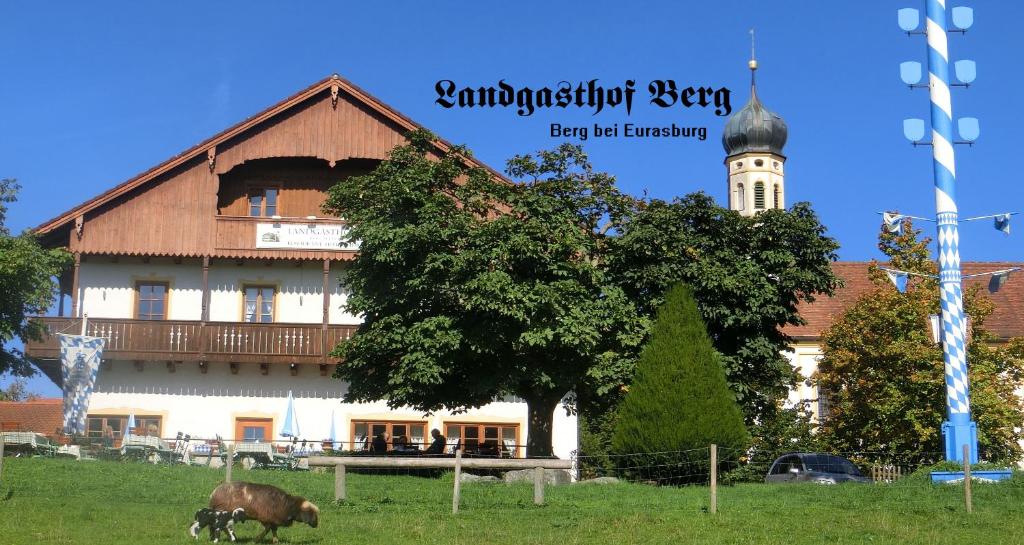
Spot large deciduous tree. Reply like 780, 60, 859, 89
324, 132, 840, 456
0, 179, 71, 376
323, 132, 643, 456
814, 220, 1024, 462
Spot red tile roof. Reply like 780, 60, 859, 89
787, 262, 1024, 341
0, 398, 63, 436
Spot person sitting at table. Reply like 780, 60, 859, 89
370, 431, 390, 453
425, 428, 446, 455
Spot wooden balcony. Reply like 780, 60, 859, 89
24, 317, 357, 367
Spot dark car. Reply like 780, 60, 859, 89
765, 453, 872, 484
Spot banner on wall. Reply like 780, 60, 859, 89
255, 223, 358, 251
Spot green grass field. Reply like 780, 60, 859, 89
1, 458, 1023, 544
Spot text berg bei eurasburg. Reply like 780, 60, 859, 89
434, 79, 731, 117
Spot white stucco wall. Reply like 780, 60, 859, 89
88, 360, 578, 459
784, 343, 824, 420
75, 258, 359, 325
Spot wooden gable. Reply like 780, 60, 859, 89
36, 75, 502, 260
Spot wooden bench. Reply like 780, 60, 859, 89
307, 453, 573, 513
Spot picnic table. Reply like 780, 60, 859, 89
1, 431, 57, 457
120, 435, 173, 462
225, 442, 305, 470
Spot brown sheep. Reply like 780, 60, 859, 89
209, 481, 319, 543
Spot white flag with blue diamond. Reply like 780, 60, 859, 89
59, 333, 105, 435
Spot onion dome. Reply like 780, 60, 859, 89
722, 60, 788, 157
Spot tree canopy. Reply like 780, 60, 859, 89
323, 132, 840, 456
0, 179, 71, 377
814, 219, 1024, 462
606, 193, 840, 421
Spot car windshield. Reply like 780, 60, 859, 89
801, 455, 862, 476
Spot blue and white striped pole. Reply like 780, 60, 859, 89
925, 0, 977, 463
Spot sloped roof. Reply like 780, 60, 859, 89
34, 74, 508, 236
0, 398, 63, 436
788, 262, 1024, 341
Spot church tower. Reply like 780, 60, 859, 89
722, 50, 788, 216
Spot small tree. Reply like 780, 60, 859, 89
815, 219, 1024, 463
1, 179, 71, 376
612, 284, 748, 481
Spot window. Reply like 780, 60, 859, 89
771, 455, 802, 475
754, 182, 766, 210
235, 418, 273, 443
736, 184, 745, 211
248, 187, 279, 217
773, 185, 781, 209
351, 420, 427, 452
243, 286, 275, 323
445, 422, 520, 457
87, 414, 163, 444
136, 282, 168, 320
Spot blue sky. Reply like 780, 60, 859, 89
2, 1, 1022, 396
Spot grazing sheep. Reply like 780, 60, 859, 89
209, 482, 319, 544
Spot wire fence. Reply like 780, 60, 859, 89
2, 432, 1022, 517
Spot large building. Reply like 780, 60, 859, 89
23, 75, 576, 458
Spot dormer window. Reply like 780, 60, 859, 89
249, 187, 279, 217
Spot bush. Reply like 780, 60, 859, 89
611, 284, 749, 484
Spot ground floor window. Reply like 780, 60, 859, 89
86, 414, 163, 445
235, 417, 273, 443
351, 420, 427, 452
444, 422, 519, 457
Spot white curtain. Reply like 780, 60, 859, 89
446, 428, 461, 454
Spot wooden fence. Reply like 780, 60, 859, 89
307, 452, 573, 514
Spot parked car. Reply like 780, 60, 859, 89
765, 453, 871, 484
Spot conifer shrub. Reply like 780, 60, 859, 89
611, 284, 750, 484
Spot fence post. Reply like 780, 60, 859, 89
533, 466, 545, 506
962, 444, 972, 513
0, 434, 5, 485
452, 449, 463, 514
710, 443, 717, 514
334, 464, 346, 502
225, 443, 234, 483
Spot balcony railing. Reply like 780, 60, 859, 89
24, 317, 357, 365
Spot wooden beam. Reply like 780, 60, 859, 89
322, 259, 330, 364
308, 456, 573, 470
70, 252, 81, 317
201, 256, 210, 322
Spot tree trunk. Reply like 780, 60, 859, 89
525, 394, 562, 458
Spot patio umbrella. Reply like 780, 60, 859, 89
328, 409, 338, 450
281, 390, 300, 439
125, 413, 136, 441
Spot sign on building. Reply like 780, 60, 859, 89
255, 223, 359, 251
